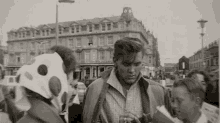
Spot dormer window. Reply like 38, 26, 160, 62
22, 32, 25, 38
42, 30, 45, 36
51, 29, 55, 34
59, 28, 62, 34
14, 32, 17, 38
81, 25, 87, 31
76, 26, 79, 33
63, 27, 69, 33
89, 25, 92, 32
36, 30, 40, 36
26, 31, 30, 36
94, 24, 99, 30
71, 27, 75, 33
113, 22, 118, 28
102, 24, 105, 31
46, 30, 50, 35
107, 23, 111, 30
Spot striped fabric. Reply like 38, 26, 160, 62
100, 70, 143, 123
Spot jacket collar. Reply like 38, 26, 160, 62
102, 68, 149, 90
27, 98, 65, 123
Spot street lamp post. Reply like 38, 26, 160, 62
197, 19, 208, 69
56, 0, 75, 46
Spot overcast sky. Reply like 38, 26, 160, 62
0, 0, 219, 65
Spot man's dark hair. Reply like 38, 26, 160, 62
173, 78, 205, 106
49, 45, 77, 74
113, 37, 145, 62
186, 69, 210, 84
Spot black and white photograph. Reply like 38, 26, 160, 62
0, 0, 219, 123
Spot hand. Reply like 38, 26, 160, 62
119, 113, 141, 123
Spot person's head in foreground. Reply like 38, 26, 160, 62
113, 37, 145, 86
15, 45, 77, 123
187, 69, 210, 91
172, 78, 207, 123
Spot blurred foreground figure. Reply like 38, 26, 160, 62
82, 37, 173, 123
172, 78, 207, 123
15, 45, 77, 123
187, 70, 210, 91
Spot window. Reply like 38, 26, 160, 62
71, 27, 75, 33
59, 28, 62, 34
85, 52, 90, 63
46, 30, 50, 35
107, 23, 111, 30
113, 22, 118, 28
51, 29, 55, 34
110, 50, 113, 59
88, 37, 93, 46
94, 24, 99, 30
26, 31, 30, 36
69, 39, 74, 48
89, 25, 92, 32
99, 37, 104, 46
36, 30, 40, 35
81, 25, 87, 31
91, 50, 97, 62
17, 56, 20, 63
76, 26, 79, 33
76, 38, 81, 47
102, 24, 105, 31
107, 36, 113, 45
22, 32, 25, 38
99, 51, 105, 61
20, 43, 24, 49
32, 31, 35, 37
63, 27, 69, 33
31, 42, 35, 50
42, 30, 45, 36
76, 53, 81, 61
14, 32, 17, 38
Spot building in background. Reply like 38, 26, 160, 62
5, 7, 160, 80
189, 39, 219, 73
164, 63, 176, 76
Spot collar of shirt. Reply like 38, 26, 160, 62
195, 111, 208, 123
106, 68, 141, 97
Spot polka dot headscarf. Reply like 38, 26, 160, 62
14, 52, 69, 113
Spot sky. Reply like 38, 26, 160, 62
0, 0, 219, 65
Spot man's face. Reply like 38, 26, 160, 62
193, 74, 206, 91
171, 86, 199, 120
67, 71, 78, 104
114, 52, 143, 85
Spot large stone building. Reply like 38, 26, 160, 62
189, 39, 219, 72
5, 7, 160, 80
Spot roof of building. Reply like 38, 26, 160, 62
9, 15, 140, 32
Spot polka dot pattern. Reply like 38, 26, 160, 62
48, 76, 61, 97
24, 72, 33, 80
61, 92, 67, 104
37, 64, 48, 76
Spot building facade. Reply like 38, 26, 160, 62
189, 39, 219, 72
5, 7, 160, 80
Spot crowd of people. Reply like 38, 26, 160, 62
0, 37, 219, 123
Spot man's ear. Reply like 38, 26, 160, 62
195, 97, 202, 107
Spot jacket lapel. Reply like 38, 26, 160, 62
27, 99, 64, 123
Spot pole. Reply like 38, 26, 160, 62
201, 28, 204, 69
56, 3, 59, 45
